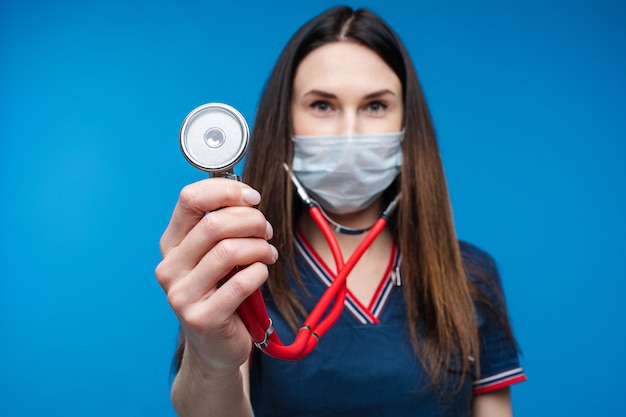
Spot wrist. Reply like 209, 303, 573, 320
181, 337, 244, 380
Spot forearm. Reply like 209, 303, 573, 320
471, 387, 512, 417
171, 348, 253, 417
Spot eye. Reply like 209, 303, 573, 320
310, 100, 334, 112
365, 101, 388, 114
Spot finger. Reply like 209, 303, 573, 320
160, 178, 262, 256
178, 262, 270, 333
171, 206, 273, 276
156, 206, 273, 292
166, 238, 278, 307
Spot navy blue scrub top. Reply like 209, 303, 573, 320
250, 233, 526, 417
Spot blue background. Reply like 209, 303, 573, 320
1, 0, 624, 415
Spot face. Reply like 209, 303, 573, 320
291, 42, 403, 136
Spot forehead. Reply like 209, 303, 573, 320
293, 42, 401, 93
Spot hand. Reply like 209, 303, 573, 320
156, 178, 278, 375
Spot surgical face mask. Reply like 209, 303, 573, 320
291, 131, 403, 215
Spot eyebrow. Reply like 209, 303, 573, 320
302, 89, 398, 99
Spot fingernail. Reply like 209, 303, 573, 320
242, 188, 261, 205
269, 244, 279, 261
265, 221, 274, 240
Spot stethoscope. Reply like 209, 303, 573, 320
179, 103, 399, 360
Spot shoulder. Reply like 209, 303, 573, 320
458, 240, 508, 317
459, 240, 497, 276
458, 240, 501, 289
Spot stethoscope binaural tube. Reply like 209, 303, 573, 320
179, 103, 398, 360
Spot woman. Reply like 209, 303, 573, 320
156, 6, 526, 416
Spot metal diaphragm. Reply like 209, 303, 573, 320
179, 103, 249, 174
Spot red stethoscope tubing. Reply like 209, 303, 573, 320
235, 204, 389, 360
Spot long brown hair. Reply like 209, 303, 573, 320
243, 6, 480, 387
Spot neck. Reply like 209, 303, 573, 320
323, 200, 382, 232
298, 198, 390, 259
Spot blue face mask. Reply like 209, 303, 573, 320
291, 131, 403, 215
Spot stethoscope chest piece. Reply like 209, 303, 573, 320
179, 103, 249, 175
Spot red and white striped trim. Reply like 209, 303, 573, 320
472, 367, 527, 395
295, 230, 399, 324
